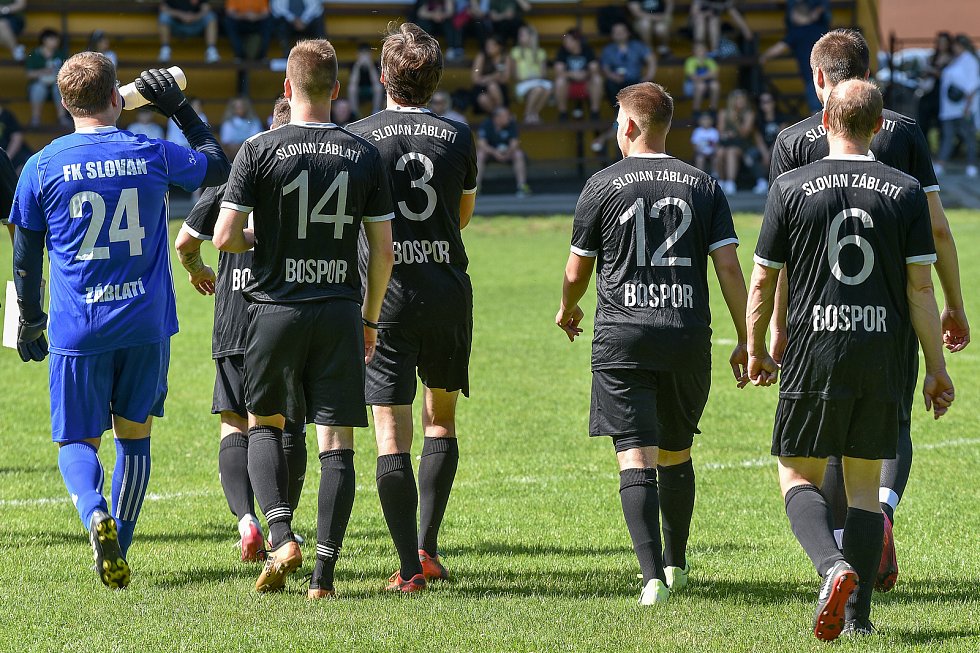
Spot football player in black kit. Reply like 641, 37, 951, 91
347, 23, 477, 593
175, 98, 311, 563
768, 29, 970, 593
748, 80, 954, 641
213, 39, 395, 596
556, 82, 750, 606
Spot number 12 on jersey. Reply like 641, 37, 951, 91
618, 196, 692, 267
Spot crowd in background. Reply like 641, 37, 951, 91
1, 0, 979, 193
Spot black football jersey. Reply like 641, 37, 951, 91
756, 155, 936, 401
221, 122, 394, 304
769, 109, 940, 192
348, 107, 477, 325
183, 183, 252, 358
572, 154, 738, 372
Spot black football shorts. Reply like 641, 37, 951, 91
590, 368, 711, 452
771, 395, 900, 460
212, 353, 305, 430
244, 301, 367, 427
365, 319, 472, 405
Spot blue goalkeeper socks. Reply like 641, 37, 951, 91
111, 437, 151, 557
58, 442, 108, 530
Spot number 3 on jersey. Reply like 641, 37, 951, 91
396, 152, 437, 221
619, 196, 692, 267
282, 169, 354, 239
70, 188, 145, 261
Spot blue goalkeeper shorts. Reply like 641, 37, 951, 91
49, 340, 170, 442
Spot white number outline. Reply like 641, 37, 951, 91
70, 188, 145, 261
617, 196, 693, 267
828, 208, 875, 286
396, 152, 437, 222
282, 169, 354, 240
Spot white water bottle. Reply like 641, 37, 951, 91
119, 66, 187, 110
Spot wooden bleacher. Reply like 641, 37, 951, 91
1, 0, 873, 182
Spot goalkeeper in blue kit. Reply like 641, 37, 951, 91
9, 53, 229, 588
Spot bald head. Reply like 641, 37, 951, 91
823, 79, 883, 143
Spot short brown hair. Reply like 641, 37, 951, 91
616, 82, 673, 133
271, 96, 291, 128
810, 29, 870, 85
381, 22, 443, 106
57, 52, 116, 117
286, 39, 338, 99
824, 79, 882, 141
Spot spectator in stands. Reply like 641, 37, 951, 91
759, 0, 829, 112
415, 0, 461, 57
918, 32, 954, 143
0, 0, 26, 61
600, 23, 656, 104
690, 110, 718, 174
477, 106, 530, 197
271, 0, 325, 57
935, 34, 979, 178
488, 0, 530, 45
430, 90, 468, 123
166, 97, 208, 147
87, 30, 118, 69
0, 101, 30, 171
25, 28, 68, 126
158, 0, 220, 63
690, 1, 752, 56
126, 109, 167, 140
220, 96, 263, 156
349, 43, 384, 116
472, 34, 512, 113
714, 89, 756, 194
331, 98, 357, 127
627, 0, 673, 56
745, 92, 787, 193
224, 0, 273, 62
511, 25, 551, 124
684, 41, 719, 112
450, 0, 491, 59
554, 29, 602, 121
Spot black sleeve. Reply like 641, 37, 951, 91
183, 183, 226, 240
768, 133, 794, 184
708, 181, 738, 252
363, 150, 395, 221
904, 186, 937, 265
173, 103, 231, 189
907, 121, 940, 192
0, 148, 15, 223
13, 225, 46, 322
221, 140, 258, 213
463, 129, 478, 193
754, 181, 789, 268
571, 178, 602, 257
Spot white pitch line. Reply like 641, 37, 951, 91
0, 489, 212, 508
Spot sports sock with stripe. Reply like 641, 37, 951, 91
246, 425, 293, 546
657, 458, 696, 569
619, 467, 666, 584
377, 453, 423, 580
418, 436, 458, 556
315, 449, 356, 590
218, 432, 254, 520
58, 441, 108, 529
820, 457, 848, 530
111, 437, 151, 557
784, 483, 842, 577
843, 507, 884, 623
879, 419, 912, 523
282, 428, 308, 514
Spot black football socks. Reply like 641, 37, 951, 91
282, 429, 308, 514
377, 453, 424, 579
657, 459, 696, 569
418, 437, 459, 556
784, 483, 843, 577
619, 467, 667, 584
246, 425, 293, 546
842, 507, 885, 623
315, 449, 356, 590
879, 420, 913, 523
219, 432, 255, 520
820, 457, 848, 531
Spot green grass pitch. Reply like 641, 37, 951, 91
0, 212, 978, 652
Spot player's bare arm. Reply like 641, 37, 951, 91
460, 193, 476, 230
174, 226, 217, 295
906, 263, 955, 419
709, 243, 749, 387
925, 191, 970, 352
746, 263, 779, 386
556, 252, 594, 342
769, 270, 788, 363
362, 219, 395, 364
213, 207, 255, 253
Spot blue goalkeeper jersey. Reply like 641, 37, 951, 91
9, 126, 208, 355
